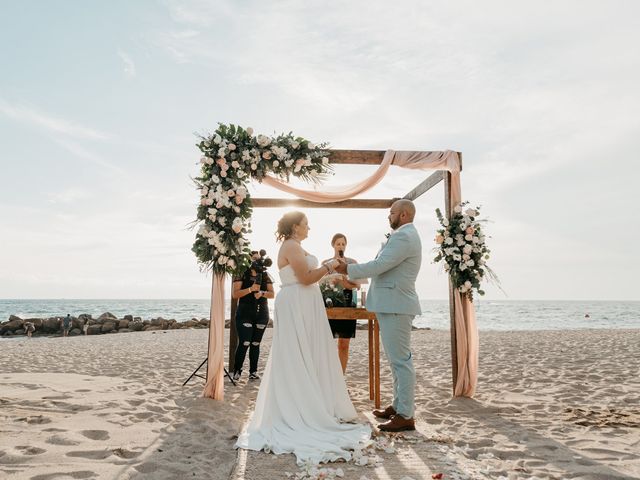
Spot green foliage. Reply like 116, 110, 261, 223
193, 124, 332, 275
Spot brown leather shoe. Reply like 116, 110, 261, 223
372, 405, 396, 419
378, 415, 416, 432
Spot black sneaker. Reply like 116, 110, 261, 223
232, 370, 241, 381
248, 372, 260, 380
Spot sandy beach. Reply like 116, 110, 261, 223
1, 328, 638, 480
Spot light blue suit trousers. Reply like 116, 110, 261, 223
376, 313, 415, 418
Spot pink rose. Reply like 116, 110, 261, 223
435, 234, 444, 244
466, 226, 475, 235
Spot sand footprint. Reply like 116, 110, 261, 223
46, 434, 80, 446
80, 430, 110, 441
16, 446, 47, 455
66, 449, 112, 460
30, 471, 96, 480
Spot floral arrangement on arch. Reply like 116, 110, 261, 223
192, 124, 332, 274
433, 202, 499, 300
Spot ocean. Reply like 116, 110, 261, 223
0, 299, 638, 331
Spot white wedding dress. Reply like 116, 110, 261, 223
235, 255, 371, 465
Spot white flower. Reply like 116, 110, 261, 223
462, 254, 470, 261
218, 216, 227, 226
464, 280, 472, 289
201, 187, 209, 196
200, 156, 208, 164
217, 255, 228, 265
220, 170, 227, 177
211, 175, 220, 183
213, 134, 222, 144
308, 142, 316, 149
463, 244, 473, 254
231, 161, 240, 169
251, 164, 257, 170
322, 157, 329, 165
246, 127, 254, 136
466, 259, 475, 267
444, 263, 450, 271
472, 236, 480, 244
272, 160, 280, 167
227, 190, 235, 197
226, 259, 235, 268
454, 205, 462, 213
228, 143, 236, 151
465, 234, 473, 241
459, 263, 467, 271
285, 159, 294, 167
465, 208, 477, 217
206, 157, 214, 165
290, 140, 299, 149
205, 198, 214, 206
207, 238, 215, 245
256, 134, 271, 147
444, 237, 453, 245
442, 218, 449, 227
457, 239, 465, 247
453, 253, 461, 261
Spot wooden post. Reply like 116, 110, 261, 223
444, 171, 459, 395
228, 294, 238, 372
368, 319, 374, 400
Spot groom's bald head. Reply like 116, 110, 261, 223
388, 199, 416, 229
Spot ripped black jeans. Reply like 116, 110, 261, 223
233, 303, 269, 374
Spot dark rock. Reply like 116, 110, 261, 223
129, 322, 144, 332
69, 328, 82, 336
123, 315, 133, 321
8, 314, 22, 322
183, 320, 199, 328
78, 314, 92, 322
118, 328, 131, 333
134, 317, 141, 322
87, 325, 102, 335
42, 318, 60, 334
98, 312, 117, 321
1, 318, 23, 334
101, 321, 116, 333
119, 319, 130, 329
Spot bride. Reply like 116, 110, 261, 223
235, 211, 371, 465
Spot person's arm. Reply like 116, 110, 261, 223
232, 279, 259, 299
285, 241, 338, 286
346, 231, 411, 279
258, 282, 275, 299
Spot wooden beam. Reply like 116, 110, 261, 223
444, 172, 459, 395
329, 149, 385, 164
403, 171, 444, 201
329, 149, 463, 168
252, 198, 395, 209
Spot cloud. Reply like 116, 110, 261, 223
52, 138, 128, 177
117, 49, 137, 78
0, 98, 111, 140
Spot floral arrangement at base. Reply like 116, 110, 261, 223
433, 202, 499, 300
192, 124, 332, 275
320, 280, 346, 308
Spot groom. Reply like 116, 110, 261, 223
335, 199, 421, 432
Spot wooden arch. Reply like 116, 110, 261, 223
228, 149, 463, 393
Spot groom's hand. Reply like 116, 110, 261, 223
334, 259, 348, 274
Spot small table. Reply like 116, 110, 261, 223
325, 307, 380, 408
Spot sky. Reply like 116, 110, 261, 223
0, 0, 638, 301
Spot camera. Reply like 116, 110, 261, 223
250, 249, 273, 284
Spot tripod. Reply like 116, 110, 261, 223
182, 357, 236, 387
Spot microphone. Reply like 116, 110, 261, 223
338, 250, 344, 258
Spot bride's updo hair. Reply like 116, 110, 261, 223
276, 211, 306, 242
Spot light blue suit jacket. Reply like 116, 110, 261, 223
347, 223, 422, 316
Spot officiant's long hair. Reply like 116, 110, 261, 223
276, 211, 306, 242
